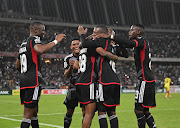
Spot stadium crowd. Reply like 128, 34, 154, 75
0, 57, 180, 90
0, 22, 180, 90
0, 22, 180, 57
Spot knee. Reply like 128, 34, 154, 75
134, 109, 143, 114
66, 109, 74, 117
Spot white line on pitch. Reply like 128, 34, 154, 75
0, 116, 63, 128
0, 100, 19, 103
2, 108, 180, 117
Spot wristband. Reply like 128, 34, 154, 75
110, 34, 114, 40
53, 40, 58, 45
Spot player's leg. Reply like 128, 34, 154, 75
82, 102, 96, 128
31, 86, 41, 128
97, 102, 108, 128
20, 87, 41, 128
165, 87, 168, 98
81, 104, 86, 124
31, 106, 39, 128
64, 87, 78, 128
134, 80, 146, 128
64, 108, 75, 128
107, 107, 119, 128
144, 108, 156, 128
21, 107, 34, 128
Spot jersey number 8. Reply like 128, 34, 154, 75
79, 54, 87, 73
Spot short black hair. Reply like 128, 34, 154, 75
71, 38, 79, 42
29, 22, 44, 29
95, 25, 108, 34
134, 24, 145, 29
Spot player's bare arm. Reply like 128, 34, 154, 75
64, 59, 75, 78
34, 34, 66, 54
96, 47, 118, 61
15, 58, 21, 72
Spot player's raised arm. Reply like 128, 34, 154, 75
34, 34, 66, 55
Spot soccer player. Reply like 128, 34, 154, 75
164, 75, 172, 98
97, 24, 157, 128
15, 22, 66, 128
63, 39, 86, 128
77, 25, 125, 128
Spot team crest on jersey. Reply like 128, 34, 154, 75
34, 36, 41, 44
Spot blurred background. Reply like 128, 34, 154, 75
0, 0, 179, 92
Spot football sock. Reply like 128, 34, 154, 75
21, 118, 31, 128
109, 115, 119, 128
64, 114, 72, 128
145, 113, 157, 128
31, 117, 39, 128
98, 114, 108, 128
136, 113, 146, 128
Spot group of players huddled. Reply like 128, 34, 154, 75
16, 22, 157, 128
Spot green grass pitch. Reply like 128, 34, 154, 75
0, 93, 180, 128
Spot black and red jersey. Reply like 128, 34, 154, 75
76, 35, 120, 85
75, 47, 97, 85
114, 36, 155, 82
18, 36, 43, 89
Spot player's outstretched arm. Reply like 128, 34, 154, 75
34, 34, 66, 54
96, 47, 118, 61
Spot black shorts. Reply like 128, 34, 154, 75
20, 86, 42, 108
76, 83, 97, 104
135, 80, 156, 111
96, 102, 116, 112
98, 83, 120, 106
64, 87, 78, 109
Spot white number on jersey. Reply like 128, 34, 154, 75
79, 54, 87, 73
149, 53, 152, 70
109, 60, 116, 73
20, 54, 27, 73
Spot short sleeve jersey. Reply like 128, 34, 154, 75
18, 36, 43, 89
75, 47, 97, 85
164, 77, 171, 87
96, 39, 120, 85
64, 53, 78, 85
133, 37, 155, 82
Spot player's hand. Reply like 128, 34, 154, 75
69, 59, 75, 67
55, 34, 66, 43
77, 26, 88, 35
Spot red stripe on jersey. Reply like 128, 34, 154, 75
75, 56, 95, 85
99, 40, 120, 85
30, 40, 39, 86
140, 40, 155, 83
20, 41, 39, 90
133, 39, 138, 47
103, 102, 120, 107
142, 104, 156, 108
79, 101, 91, 104
24, 101, 32, 104
20, 85, 38, 89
